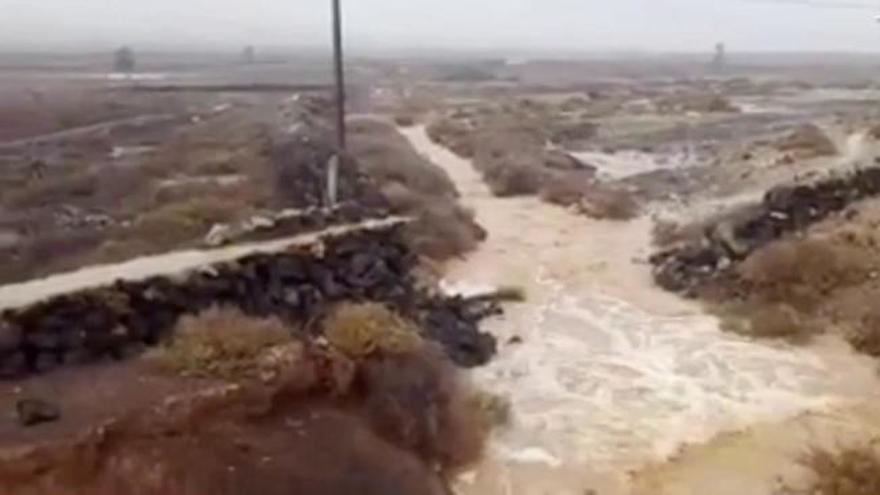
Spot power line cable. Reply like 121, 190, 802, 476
739, 0, 876, 10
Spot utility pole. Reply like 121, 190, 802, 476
328, 0, 346, 206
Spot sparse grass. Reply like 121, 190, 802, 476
323, 303, 423, 358
4, 167, 99, 209
780, 444, 880, 495
124, 195, 252, 250
0, 228, 105, 284
147, 307, 292, 380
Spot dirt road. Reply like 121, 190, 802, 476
0, 217, 407, 311
401, 125, 880, 495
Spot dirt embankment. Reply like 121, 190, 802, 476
0, 223, 499, 380
0, 302, 496, 495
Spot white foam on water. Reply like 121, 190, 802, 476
571, 150, 696, 181
474, 266, 849, 469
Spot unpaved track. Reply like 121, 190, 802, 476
0, 217, 407, 311
401, 125, 880, 495
0, 114, 178, 151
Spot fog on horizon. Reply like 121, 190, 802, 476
2, 0, 880, 54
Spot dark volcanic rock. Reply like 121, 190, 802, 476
652, 167, 880, 294
16, 398, 61, 427
0, 225, 498, 378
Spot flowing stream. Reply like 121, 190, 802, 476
401, 125, 880, 495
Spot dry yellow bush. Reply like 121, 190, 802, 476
147, 307, 292, 380
323, 303, 422, 358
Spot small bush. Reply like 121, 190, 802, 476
393, 114, 416, 127
738, 238, 873, 311
349, 119, 457, 197
540, 172, 594, 207
404, 201, 486, 260
426, 118, 475, 158
323, 303, 423, 358
361, 347, 489, 471
479, 158, 548, 197
777, 124, 837, 158
781, 445, 880, 495
548, 120, 598, 145
147, 307, 292, 380
579, 185, 640, 221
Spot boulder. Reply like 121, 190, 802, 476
16, 398, 60, 427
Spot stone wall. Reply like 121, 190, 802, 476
0, 225, 497, 378
652, 167, 880, 294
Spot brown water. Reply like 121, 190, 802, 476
401, 125, 880, 495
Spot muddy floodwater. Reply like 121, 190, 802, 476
401, 125, 880, 495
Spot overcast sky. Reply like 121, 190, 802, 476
2, 0, 880, 53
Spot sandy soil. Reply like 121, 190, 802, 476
402, 125, 880, 495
